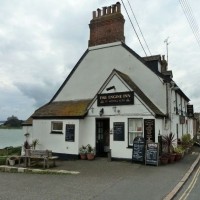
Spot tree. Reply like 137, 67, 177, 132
4, 115, 23, 127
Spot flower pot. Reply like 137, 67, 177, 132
175, 153, 182, 161
169, 154, 176, 163
160, 156, 169, 165
9, 159, 15, 166
80, 154, 87, 160
87, 153, 95, 160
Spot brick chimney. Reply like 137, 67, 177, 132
88, 2, 125, 47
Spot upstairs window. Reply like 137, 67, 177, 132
51, 122, 63, 134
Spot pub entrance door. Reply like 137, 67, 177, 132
96, 118, 110, 157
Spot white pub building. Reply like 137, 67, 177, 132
23, 2, 194, 160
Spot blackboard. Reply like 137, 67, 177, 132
132, 136, 145, 163
144, 119, 155, 142
113, 122, 124, 141
65, 124, 75, 142
145, 142, 159, 166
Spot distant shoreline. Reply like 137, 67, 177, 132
0, 126, 22, 129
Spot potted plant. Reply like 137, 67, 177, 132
181, 133, 193, 153
86, 144, 95, 160
162, 132, 176, 163
160, 153, 169, 165
173, 146, 184, 161
31, 139, 39, 150
8, 156, 16, 166
79, 145, 87, 160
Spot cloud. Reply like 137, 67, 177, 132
0, 0, 200, 120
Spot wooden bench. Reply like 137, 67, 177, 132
24, 149, 58, 169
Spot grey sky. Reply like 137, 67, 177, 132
0, 0, 200, 120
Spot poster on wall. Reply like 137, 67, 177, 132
65, 124, 75, 142
144, 119, 155, 142
113, 122, 125, 141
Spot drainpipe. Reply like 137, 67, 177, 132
166, 82, 172, 132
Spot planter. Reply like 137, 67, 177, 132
87, 153, 95, 160
169, 154, 176, 163
8, 158, 15, 166
160, 156, 169, 165
80, 154, 87, 160
175, 153, 182, 161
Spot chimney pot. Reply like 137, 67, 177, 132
102, 7, 107, 16
97, 8, 101, 17
107, 6, 111, 14
112, 5, 117, 13
116, 2, 121, 12
92, 11, 96, 19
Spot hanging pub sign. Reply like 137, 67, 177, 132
97, 91, 134, 106
144, 119, 155, 142
132, 136, 145, 163
179, 115, 185, 124
187, 105, 194, 118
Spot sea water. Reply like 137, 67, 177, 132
0, 129, 24, 149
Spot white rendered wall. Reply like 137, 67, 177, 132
55, 42, 166, 113
32, 119, 80, 155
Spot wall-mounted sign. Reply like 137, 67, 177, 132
113, 122, 125, 141
97, 92, 134, 106
187, 105, 194, 118
65, 124, 75, 142
144, 119, 155, 142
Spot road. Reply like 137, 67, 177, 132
174, 163, 200, 200
0, 152, 199, 200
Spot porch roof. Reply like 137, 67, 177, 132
31, 99, 92, 119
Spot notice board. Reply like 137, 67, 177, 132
65, 124, 75, 142
132, 136, 145, 163
113, 122, 125, 141
144, 119, 155, 142
145, 142, 159, 166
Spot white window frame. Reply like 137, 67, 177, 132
128, 118, 143, 146
51, 121, 63, 134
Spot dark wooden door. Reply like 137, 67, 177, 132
96, 119, 109, 156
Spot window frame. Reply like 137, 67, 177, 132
128, 118, 143, 147
51, 121, 63, 134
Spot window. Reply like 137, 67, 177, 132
128, 118, 143, 146
51, 122, 63, 134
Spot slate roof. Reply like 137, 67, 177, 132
114, 69, 166, 118
31, 99, 92, 119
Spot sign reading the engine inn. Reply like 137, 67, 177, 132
97, 92, 134, 106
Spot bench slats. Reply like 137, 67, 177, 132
24, 149, 58, 168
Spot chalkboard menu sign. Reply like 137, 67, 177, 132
145, 142, 159, 166
132, 136, 145, 163
144, 119, 155, 142
113, 122, 124, 141
65, 124, 75, 142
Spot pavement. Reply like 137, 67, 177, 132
0, 146, 200, 200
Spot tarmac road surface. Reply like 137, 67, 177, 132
0, 149, 199, 200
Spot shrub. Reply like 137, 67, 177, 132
181, 134, 193, 149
